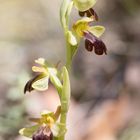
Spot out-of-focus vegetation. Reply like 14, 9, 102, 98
0, 0, 140, 140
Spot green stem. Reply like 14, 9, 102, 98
59, 66, 70, 140
59, 112, 67, 140
66, 40, 72, 72
59, 0, 72, 139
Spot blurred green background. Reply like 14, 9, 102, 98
0, 0, 140, 140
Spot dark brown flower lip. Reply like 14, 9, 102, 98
79, 8, 98, 21
24, 74, 41, 94
93, 40, 107, 55
85, 39, 93, 52
84, 31, 107, 55
32, 126, 53, 140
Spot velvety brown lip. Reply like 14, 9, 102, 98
84, 31, 107, 55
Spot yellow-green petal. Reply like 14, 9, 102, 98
88, 25, 105, 37
74, 17, 93, 25
32, 76, 49, 91
35, 58, 45, 66
19, 125, 39, 138
73, 17, 92, 37
41, 110, 54, 117
32, 66, 48, 74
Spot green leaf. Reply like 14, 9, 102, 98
61, 67, 70, 112
32, 76, 49, 91
73, 0, 96, 11
88, 26, 105, 37
19, 125, 39, 138
51, 123, 67, 137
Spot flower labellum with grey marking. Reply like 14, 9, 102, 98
84, 32, 107, 55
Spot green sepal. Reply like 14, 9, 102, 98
19, 125, 39, 138
67, 31, 78, 60
35, 58, 45, 66
32, 76, 49, 91
51, 122, 67, 137
73, 17, 93, 37
41, 110, 54, 118
75, 17, 93, 23
73, 0, 96, 11
88, 25, 105, 37
35, 58, 54, 69
67, 31, 77, 46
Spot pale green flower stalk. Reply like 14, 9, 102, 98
59, 0, 102, 139
19, 0, 107, 140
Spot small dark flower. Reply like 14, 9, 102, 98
73, 18, 106, 55
32, 127, 53, 140
23, 58, 62, 94
84, 32, 107, 55
79, 8, 98, 21
19, 106, 62, 139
